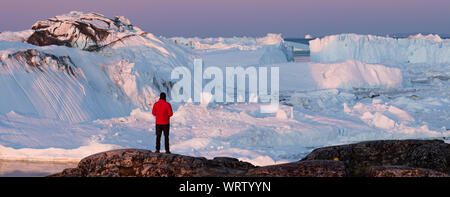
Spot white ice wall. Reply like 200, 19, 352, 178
310, 34, 450, 64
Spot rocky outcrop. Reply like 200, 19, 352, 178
302, 139, 450, 176
365, 166, 449, 177
50, 149, 256, 177
26, 11, 140, 51
51, 140, 450, 177
50, 149, 349, 177
245, 160, 348, 177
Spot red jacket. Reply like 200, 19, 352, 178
152, 99, 173, 125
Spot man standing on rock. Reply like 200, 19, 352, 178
151, 92, 173, 154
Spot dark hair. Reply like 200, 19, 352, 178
160, 92, 166, 100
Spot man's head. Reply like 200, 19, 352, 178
160, 92, 166, 100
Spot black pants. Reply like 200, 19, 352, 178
155, 124, 170, 152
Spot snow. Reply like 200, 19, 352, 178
310, 33, 450, 64
1, 89, 448, 165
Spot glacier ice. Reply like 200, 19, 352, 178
278, 60, 402, 91
310, 33, 450, 64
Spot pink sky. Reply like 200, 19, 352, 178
1, 0, 449, 37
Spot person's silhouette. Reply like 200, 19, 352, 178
151, 92, 173, 154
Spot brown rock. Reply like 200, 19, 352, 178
50, 149, 255, 177
302, 139, 450, 176
245, 160, 348, 177
366, 166, 450, 177
48, 167, 83, 177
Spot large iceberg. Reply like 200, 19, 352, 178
171, 33, 294, 65
279, 60, 402, 91
0, 11, 193, 122
310, 33, 450, 64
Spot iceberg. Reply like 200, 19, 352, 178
170, 33, 294, 65
310, 33, 450, 64
0, 11, 193, 122
278, 60, 402, 91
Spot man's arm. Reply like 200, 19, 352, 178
168, 103, 173, 117
152, 103, 157, 116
